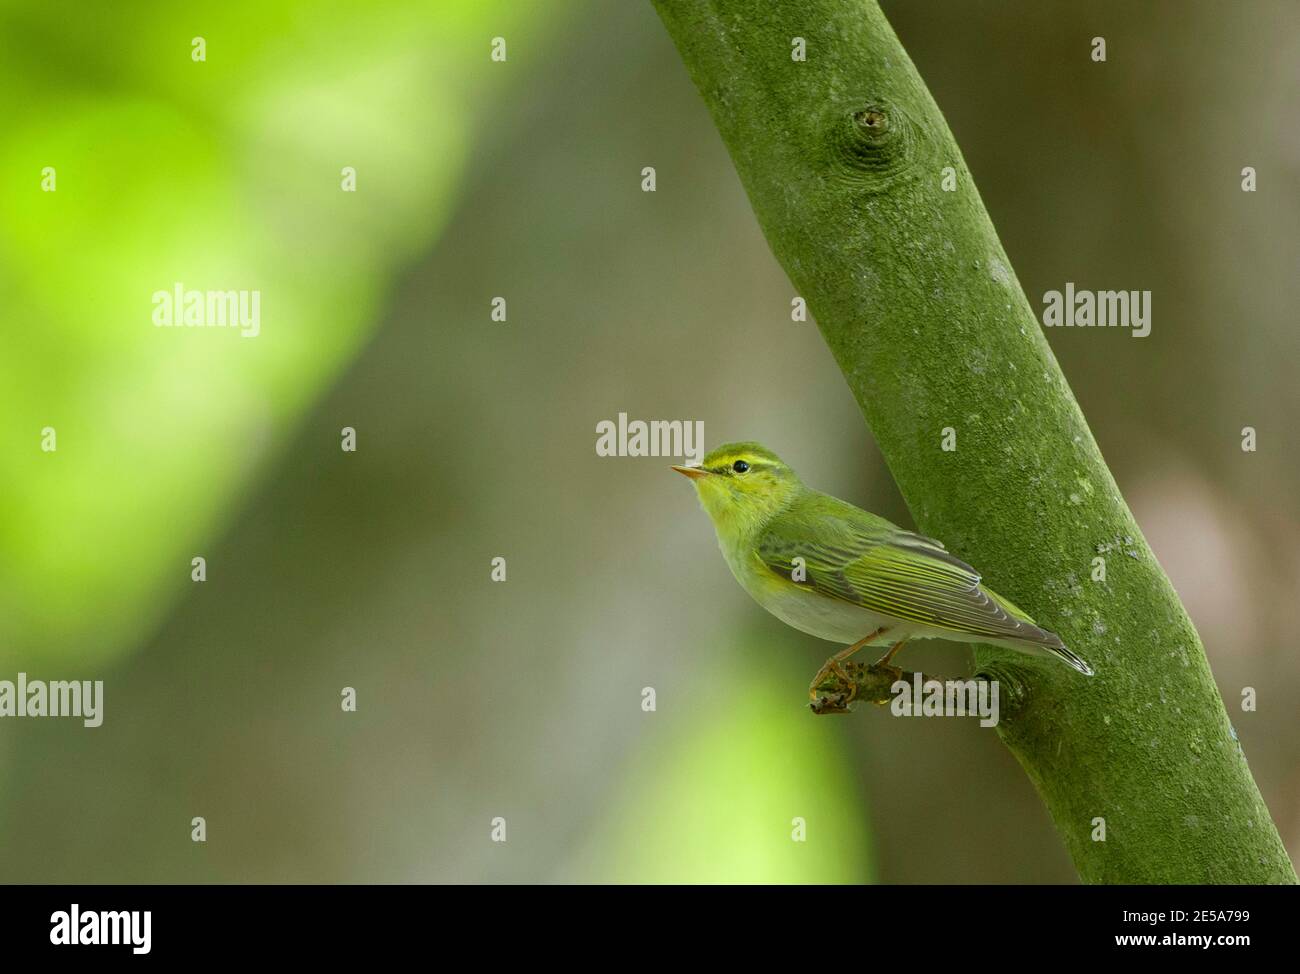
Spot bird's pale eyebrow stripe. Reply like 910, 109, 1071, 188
709, 459, 775, 474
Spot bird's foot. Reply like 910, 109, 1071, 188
809, 658, 858, 705
809, 659, 866, 714
871, 638, 909, 670
808, 659, 915, 714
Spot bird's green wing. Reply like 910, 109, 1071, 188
756, 498, 1046, 642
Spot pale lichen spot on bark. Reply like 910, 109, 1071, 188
989, 257, 1011, 286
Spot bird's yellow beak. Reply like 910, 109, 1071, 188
671, 464, 710, 480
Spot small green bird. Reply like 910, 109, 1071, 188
673, 442, 1093, 700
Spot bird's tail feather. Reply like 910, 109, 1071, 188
1045, 642, 1095, 676
1012, 622, 1096, 676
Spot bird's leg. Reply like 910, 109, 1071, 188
871, 638, 910, 670
809, 628, 887, 702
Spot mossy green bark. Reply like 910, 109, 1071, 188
653, 0, 1295, 883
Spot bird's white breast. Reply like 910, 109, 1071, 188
757, 578, 897, 644
717, 538, 896, 645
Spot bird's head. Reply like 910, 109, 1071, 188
672, 441, 802, 534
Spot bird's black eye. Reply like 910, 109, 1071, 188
732, 460, 750, 473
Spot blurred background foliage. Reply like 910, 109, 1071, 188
0, 0, 1296, 882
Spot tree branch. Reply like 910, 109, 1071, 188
809, 660, 932, 715
653, 0, 1295, 883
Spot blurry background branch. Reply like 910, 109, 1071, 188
653, 0, 1296, 883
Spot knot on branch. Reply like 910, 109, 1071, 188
832, 99, 917, 190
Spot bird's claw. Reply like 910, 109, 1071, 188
809, 659, 919, 713
809, 659, 858, 699
809, 659, 864, 713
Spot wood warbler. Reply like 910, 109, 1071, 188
673, 442, 1094, 700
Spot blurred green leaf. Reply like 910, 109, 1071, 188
0, 0, 569, 666
571, 653, 875, 884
